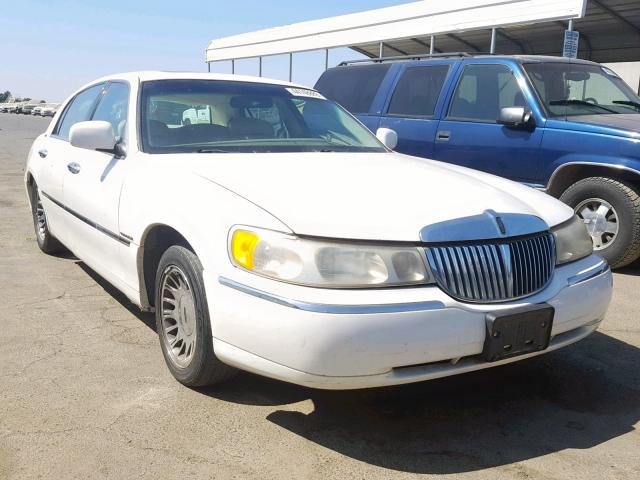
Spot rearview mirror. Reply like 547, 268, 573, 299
69, 121, 121, 155
376, 127, 398, 150
497, 107, 534, 129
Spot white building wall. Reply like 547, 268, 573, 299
604, 62, 640, 94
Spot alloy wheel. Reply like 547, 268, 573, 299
575, 198, 619, 250
160, 265, 198, 368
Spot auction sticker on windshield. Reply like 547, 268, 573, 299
286, 87, 325, 99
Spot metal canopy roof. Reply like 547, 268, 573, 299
205, 0, 588, 63
352, 0, 640, 63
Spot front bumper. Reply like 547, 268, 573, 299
207, 255, 612, 390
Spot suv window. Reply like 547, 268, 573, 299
315, 64, 391, 114
55, 84, 105, 140
387, 65, 450, 117
448, 64, 527, 122
91, 82, 129, 141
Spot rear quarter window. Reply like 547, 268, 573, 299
315, 64, 391, 114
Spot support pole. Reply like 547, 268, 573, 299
231, 59, 235, 74
325, 49, 329, 70
430, 35, 435, 54
207, 62, 211, 73
289, 53, 293, 82
568, 19, 574, 31
258, 57, 262, 77
379, 42, 384, 58
490, 28, 497, 54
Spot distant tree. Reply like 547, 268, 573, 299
0, 91, 11, 102
23, 97, 31, 102
40, 100, 46, 103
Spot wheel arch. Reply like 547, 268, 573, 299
138, 223, 195, 311
546, 162, 640, 198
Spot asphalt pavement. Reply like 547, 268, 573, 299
0, 114, 638, 480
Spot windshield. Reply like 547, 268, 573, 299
523, 63, 640, 117
140, 80, 386, 154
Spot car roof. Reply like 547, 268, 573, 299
88, 71, 312, 89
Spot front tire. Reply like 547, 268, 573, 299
155, 245, 237, 387
31, 187, 64, 254
560, 177, 640, 268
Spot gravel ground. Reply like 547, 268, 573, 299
0, 114, 638, 480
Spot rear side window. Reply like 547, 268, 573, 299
54, 84, 105, 140
91, 82, 130, 141
387, 65, 450, 117
315, 64, 391, 114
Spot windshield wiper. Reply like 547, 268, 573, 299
613, 100, 640, 110
196, 148, 232, 153
549, 99, 618, 114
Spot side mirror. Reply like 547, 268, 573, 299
70, 121, 123, 156
376, 127, 398, 150
497, 107, 534, 129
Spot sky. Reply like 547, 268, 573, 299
0, 0, 409, 102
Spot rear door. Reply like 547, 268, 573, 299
378, 62, 456, 158
434, 62, 544, 183
314, 63, 392, 132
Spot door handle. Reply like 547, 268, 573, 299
436, 131, 451, 141
38, 149, 48, 158
67, 162, 81, 174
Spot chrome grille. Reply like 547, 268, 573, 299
425, 233, 556, 303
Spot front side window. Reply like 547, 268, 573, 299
448, 64, 527, 122
314, 64, 391, 114
91, 82, 129, 141
523, 62, 640, 117
140, 80, 386, 154
55, 83, 105, 140
387, 65, 450, 117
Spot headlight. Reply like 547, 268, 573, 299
552, 215, 593, 265
229, 227, 434, 288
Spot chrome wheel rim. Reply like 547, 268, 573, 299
35, 193, 47, 241
160, 266, 197, 368
575, 198, 619, 250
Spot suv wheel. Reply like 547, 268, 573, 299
560, 177, 640, 268
155, 245, 237, 387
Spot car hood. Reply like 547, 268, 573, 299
560, 114, 640, 138
187, 152, 573, 241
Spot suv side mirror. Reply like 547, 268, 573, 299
70, 121, 124, 157
376, 127, 398, 150
498, 107, 534, 129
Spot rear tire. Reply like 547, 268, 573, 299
31, 187, 65, 255
155, 245, 237, 387
560, 177, 640, 268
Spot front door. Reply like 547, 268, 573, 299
61, 82, 131, 281
434, 63, 544, 183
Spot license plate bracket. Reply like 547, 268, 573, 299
482, 304, 554, 362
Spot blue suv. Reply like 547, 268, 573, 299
315, 54, 640, 268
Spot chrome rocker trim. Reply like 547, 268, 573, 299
218, 277, 445, 314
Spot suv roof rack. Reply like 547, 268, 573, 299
338, 52, 475, 66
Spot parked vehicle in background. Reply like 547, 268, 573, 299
25, 72, 611, 390
315, 54, 640, 268
32, 106, 43, 116
21, 104, 36, 115
41, 104, 59, 117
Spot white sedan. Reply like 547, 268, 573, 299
25, 72, 612, 389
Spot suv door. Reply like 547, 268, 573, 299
378, 62, 454, 158
61, 81, 131, 281
434, 63, 544, 183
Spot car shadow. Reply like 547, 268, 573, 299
77, 261, 156, 331
198, 332, 640, 474
616, 261, 640, 277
